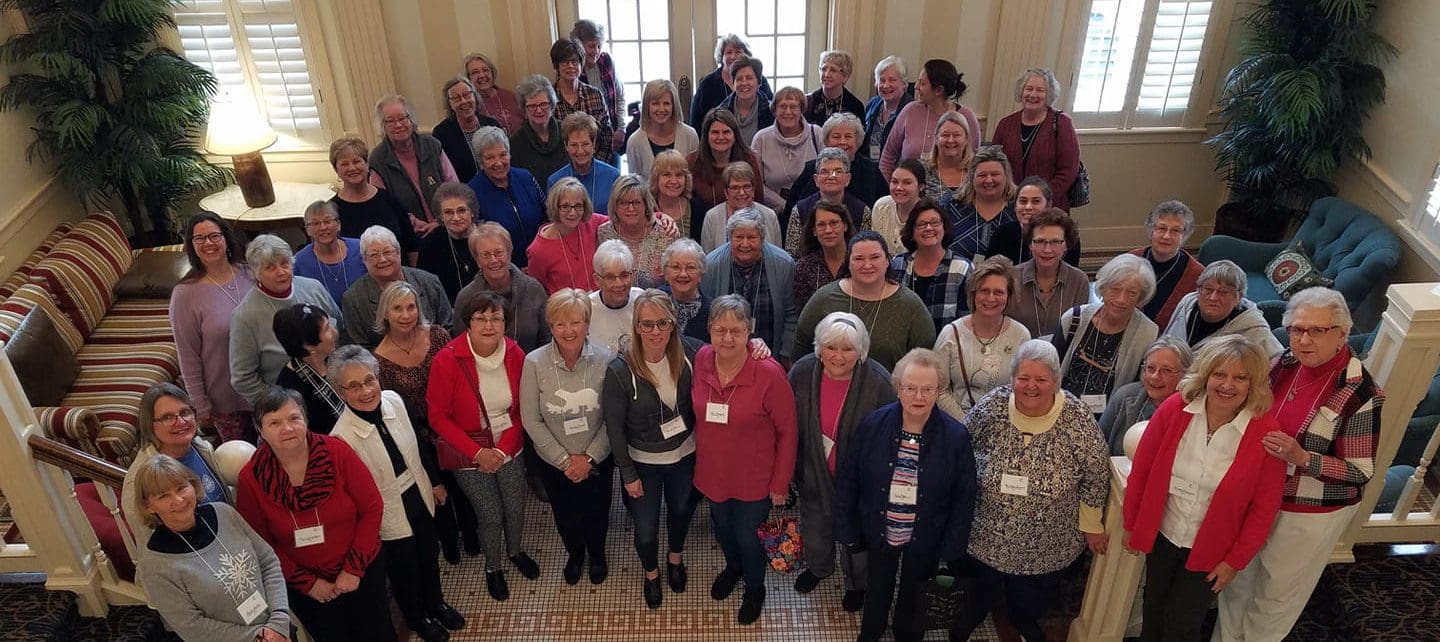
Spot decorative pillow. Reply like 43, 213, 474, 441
30, 213, 132, 336
1266, 240, 1334, 300
2, 307, 81, 406
0, 223, 72, 301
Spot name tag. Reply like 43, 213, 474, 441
1171, 478, 1198, 500
490, 412, 513, 432
294, 524, 325, 548
1081, 394, 1108, 413
889, 483, 918, 505
395, 469, 416, 490
706, 402, 730, 424
563, 416, 589, 435
659, 415, 687, 439
1038, 334, 1053, 343
237, 590, 268, 623
1000, 473, 1030, 496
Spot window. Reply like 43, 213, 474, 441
576, 0, 671, 106
175, 0, 326, 148
1071, 0, 1214, 128
1417, 163, 1440, 244
716, 1, 809, 91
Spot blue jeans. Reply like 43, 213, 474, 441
622, 455, 700, 572
709, 496, 772, 588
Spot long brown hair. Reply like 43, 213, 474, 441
625, 289, 687, 388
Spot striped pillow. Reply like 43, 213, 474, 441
30, 213, 132, 336
0, 223, 73, 300
0, 284, 84, 353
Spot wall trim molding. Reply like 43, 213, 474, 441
1356, 157, 1415, 218
2, 175, 67, 235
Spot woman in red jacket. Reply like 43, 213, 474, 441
235, 387, 391, 642
426, 290, 539, 601
991, 68, 1081, 211
1122, 334, 1286, 641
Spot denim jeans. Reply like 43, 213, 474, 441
622, 454, 700, 571
709, 496, 772, 588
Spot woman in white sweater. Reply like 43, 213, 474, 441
626, 79, 700, 180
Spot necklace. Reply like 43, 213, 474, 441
1150, 249, 1184, 285
205, 264, 242, 306
391, 328, 426, 357
972, 317, 1004, 355
846, 285, 887, 332
1282, 359, 1344, 402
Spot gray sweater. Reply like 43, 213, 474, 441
1054, 303, 1159, 396
229, 276, 338, 404
520, 341, 614, 469
1162, 293, 1284, 360
137, 503, 290, 642
341, 267, 454, 349
453, 264, 551, 352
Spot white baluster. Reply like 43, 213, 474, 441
1390, 420, 1440, 520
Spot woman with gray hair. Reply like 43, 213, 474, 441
369, 94, 459, 237
701, 161, 782, 252
700, 208, 799, 362
327, 345, 463, 641
1129, 199, 1204, 329
455, 222, 551, 352
295, 200, 366, 306
466, 125, 546, 265
953, 339, 1110, 641
433, 76, 502, 183
690, 33, 775, 131
992, 68, 1081, 210
122, 383, 234, 551
600, 175, 679, 287
863, 55, 913, 160
789, 312, 897, 612
1097, 336, 1193, 454
1214, 286, 1383, 642
1054, 253, 1160, 413
510, 74, 569, 181
273, 303, 345, 436
570, 19, 626, 157
341, 226, 453, 349
588, 239, 644, 354
804, 49, 866, 126
782, 112, 885, 222
465, 52, 521, 134
718, 55, 773, 144
753, 86, 823, 210
229, 234, 338, 406
784, 145, 873, 257
626, 79, 700, 180
417, 181, 483, 301
1163, 259, 1283, 359
660, 239, 711, 341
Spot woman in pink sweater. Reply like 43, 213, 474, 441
879, 59, 982, 180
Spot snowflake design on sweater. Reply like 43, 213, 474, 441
213, 549, 259, 601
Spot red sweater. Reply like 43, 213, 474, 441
690, 345, 798, 502
992, 107, 1081, 211
525, 213, 607, 294
426, 334, 526, 460
1123, 395, 1286, 572
235, 433, 383, 592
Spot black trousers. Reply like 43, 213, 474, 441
953, 557, 1060, 642
288, 549, 394, 642
382, 486, 446, 628
859, 542, 940, 642
621, 455, 700, 571
1141, 533, 1214, 642
537, 456, 614, 560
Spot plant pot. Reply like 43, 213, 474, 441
1213, 201, 1293, 242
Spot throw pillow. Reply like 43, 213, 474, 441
3, 306, 81, 406
1265, 240, 1334, 299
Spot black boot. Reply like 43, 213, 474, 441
737, 584, 766, 624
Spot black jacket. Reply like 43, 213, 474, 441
862, 90, 914, 159
602, 338, 703, 483
689, 67, 775, 130
432, 114, 501, 183
781, 154, 885, 226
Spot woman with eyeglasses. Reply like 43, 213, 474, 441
888, 197, 972, 332
549, 39, 615, 163
527, 178, 606, 294
295, 201, 367, 307
934, 256, 1030, 418
463, 53, 521, 135
1006, 209, 1090, 341
510, 75, 570, 183
987, 177, 1083, 268
123, 383, 236, 550
1097, 337, 1193, 454
1162, 260, 1284, 360
433, 76, 502, 183
1054, 254, 1160, 415
370, 95, 459, 238
793, 199, 856, 305
341, 226, 453, 350
599, 175, 679, 288
417, 182, 483, 301
456, 222, 552, 353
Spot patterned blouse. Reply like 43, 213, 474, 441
793, 251, 842, 307
889, 250, 972, 332
597, 220, 678, 289
376, 325, 451, 430
946, 202, 1017, 262
554, 79, 615, 160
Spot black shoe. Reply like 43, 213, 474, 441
710, 565, 741, 600
842, 589, 866, 612
588, 555, 608, 585
440, 537, 461, 565
461, 531, 482, 556
737, 584, 766, 625
793, 570, 821, 594
431, 601, 466, 630
667, 560, 688, 593
563, 555, 583, 586
411, 617, 450, 642
510, 552, 540, 579
486, 570, 509, 601
644, 575, 663, 609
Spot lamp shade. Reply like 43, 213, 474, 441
206, 93, 278, 156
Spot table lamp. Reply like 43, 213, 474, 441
206, 94, 279, 208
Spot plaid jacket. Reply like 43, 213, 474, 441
1270, 351, 1383, 509
554, 79, 615, 160
589, 53, 624, 137
889, 250, 972, 332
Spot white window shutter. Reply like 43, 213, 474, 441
1136, 0, 1211, 116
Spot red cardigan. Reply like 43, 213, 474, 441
1123, 395, 1286, 572
426, 334, 526, 460
1128, 247, 1204, 330
992, 107, 1081, 211
690, 345, 798, 502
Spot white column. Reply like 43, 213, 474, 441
1067, 457, 1143, 642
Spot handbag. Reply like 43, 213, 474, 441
757, 511, 802, 574
912, 574, 972, 631
435, 346, 495, 471
1053, 111, 1090, 208
950, 324, 977, 408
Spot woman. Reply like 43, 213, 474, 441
599, 175, 678, 288
689, 108, 764, 213
753, 87, 824, 210
992, 69, 1081, 211
718, 55, 773, 145
294, 201, 367, 306
700, 162, 782, 253
863, 56, 913, 160
329, 136, 419, 260
692, 295, 797, 625
171, 212, 256, 442
934, 256, 1030, 417
132, 455, 289, 642
1129, 200, 1204, 330
804, 50, 866, 126
549, 39, 614, 163
455, 222, 551, 352
433, 76, 503, 183
587, 241, 645, 355
235, 388, 391, 642
953, 340, 1110, 642
229, 235, 338, 407
369, 95, 459, 236
1008, 209, 1090, 340
527, 177, 606, 293
272, 304, 345, 436
627, 79, 700, 180
834, 348, 976, 642
660, 239, 711, 342
1215, 287, 1383, 642
779, 113, 885, 217
1163, 260, 1284, 359
417, 182, 482, 301
426, 291, 539, 601
795, 232, 936, 371
466, 125, 546, 265
602, 290, 703, 608
123, 383, 234, 549
690, 34, 775, 131
889, 197, 972, 332
783, 147, 872, 257
870, 158, 925, 251
921, 111, 975, 204
547, 112, 620, 212
327, 346, 463, 642
521, 289, 615, 585
1055, 254, 1161, 414
879, 59, 982, 179
987, 177, 1082, 267
946, 146, 1018, 262
341, 226, 453, 349
1124, 335, 1287, 642
650, 150, 697, 239
1098, 337, 1193, 454
510, 75, 570, 182
570, 20, 626, 156
464, 53, 521, 134
793, 199, 855, 305
789, 313, 897, 613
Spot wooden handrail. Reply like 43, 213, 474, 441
27, 434, 126, 489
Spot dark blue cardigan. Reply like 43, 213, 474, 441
467, 167, 545, 268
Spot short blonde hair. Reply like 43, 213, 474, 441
648, 150, 693, 200
545, 177, 593, 222
819, 50, 854, 77
545, 288, 592, 325
771, 86, 806, 114
469, 221, 513, 256
640, 80, 683, 129
561, 111, 598, 143
131, 454, 203, 530
608, 175, 656, 222
966, 255, 1016, 311
1178, 334, 1274, 414
891, 348, 951, 392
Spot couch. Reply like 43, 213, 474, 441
0, 213, 189, 466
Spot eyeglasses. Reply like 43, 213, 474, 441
898, 385, 939, 398
596, 271, 634, 284
638, 319, 675, 332
1153, 225, 1186, 238
1285, 325, 1341, 339
155, 408, 197, 426
725, 183, 754, 193
818, 169, 850, 178
666, 264, 701, 274
710, 327, 749, 338
364, 249, 399, 261
303, 219, 338, 229
524, 101, 552, 112
338, 374, 379, 393
440, 208, 472, 221
815, 220, 847, 230
470, 314, 505, 326
477, 250, 508, 261
617, 198, 646, 210
1030, 238, 1066, 247
557, 203, 586, 213
1199, 285, 1238, 298
191, 232, 226, 245
1143, 364, 1181, 377
913, 220, 943, 230
382, 116, 410, 127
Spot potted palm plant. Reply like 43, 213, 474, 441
0, 0, 231, 244
1208, 0, 1394, 241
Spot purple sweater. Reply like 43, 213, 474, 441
169, 266, 255, 417
879, 101, 983, 180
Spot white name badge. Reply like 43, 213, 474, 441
1171, 478, 1198, 500
395, 469, 416, 490
1038, 334, 1054, 343
706, 402, 730, 424
490, 413, 513, 432
1000, 473, 1030, 496
1081, 394, 1108, 414
294, 524, 325, 548
563, 416, 589, 435
659, 415, 688, 439
237, 590, 268, 624
889, 484, 918, 505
